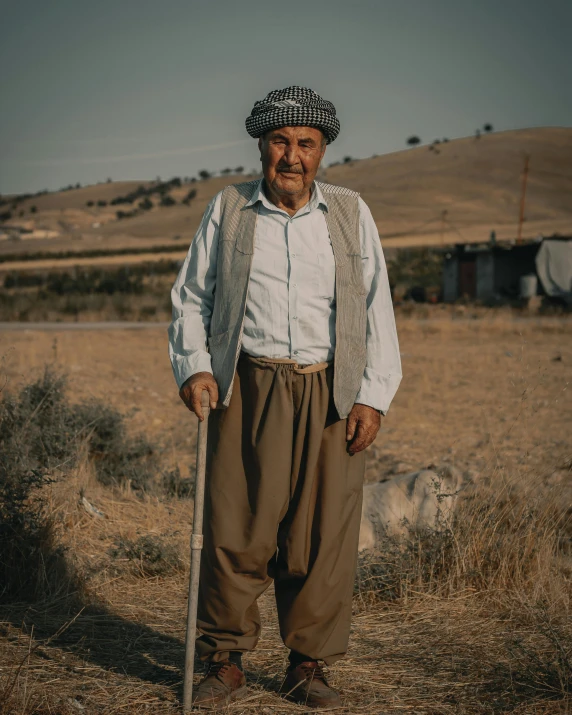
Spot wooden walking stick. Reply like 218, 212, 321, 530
183, 390, 210, 713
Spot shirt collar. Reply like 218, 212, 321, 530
244, 178, 329, 214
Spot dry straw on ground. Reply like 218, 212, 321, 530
1, 310, 570, 714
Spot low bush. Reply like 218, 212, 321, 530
0, 367, 171, 601
110, 535, 183, 577
0, 369, 78, 601
355, 524, 455, 603
116, 209, 137, 220
386, 248, 443, 298
161, 466, 194, 499
73, 399, 158, 491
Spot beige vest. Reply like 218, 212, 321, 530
209, 180, 367, 420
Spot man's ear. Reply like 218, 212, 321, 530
258, 137, 263, 157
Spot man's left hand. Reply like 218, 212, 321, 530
346, 403, 381, 455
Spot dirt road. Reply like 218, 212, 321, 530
0, 321, 169, 331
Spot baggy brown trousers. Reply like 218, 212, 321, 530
196, 353, 365, 665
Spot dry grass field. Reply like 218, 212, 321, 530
1, 310, 570, 714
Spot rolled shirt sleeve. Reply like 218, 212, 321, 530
168, 193, 221, 389
354, 197, 402, 415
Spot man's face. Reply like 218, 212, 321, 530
258, 126, 326, 197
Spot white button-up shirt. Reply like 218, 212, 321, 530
169, 179, 402, 414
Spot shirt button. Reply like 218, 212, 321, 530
292, 316, 298, 320
293, 350, 299, 355
293, 283, 297, 287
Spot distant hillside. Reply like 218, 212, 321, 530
326, 126, 572, 246
0, 175, 250, 257
1, 127, 570, 259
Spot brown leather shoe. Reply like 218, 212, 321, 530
280, 661, 342, 708
192, 660, 247, 709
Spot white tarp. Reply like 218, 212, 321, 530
535, 239, 572, 305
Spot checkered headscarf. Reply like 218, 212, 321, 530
245, 86, 340, 144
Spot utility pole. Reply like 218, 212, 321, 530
516, 154, 530, 244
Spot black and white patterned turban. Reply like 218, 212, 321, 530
245, 86, 340, 144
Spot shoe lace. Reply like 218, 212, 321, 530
298, 661, 326, 683
207, 661, 232, 680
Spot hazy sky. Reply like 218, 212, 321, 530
1, 0, 571, 194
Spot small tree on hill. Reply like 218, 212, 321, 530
160, 195, 176, 207
198, 170, 212, 181
483, 123, 493, 133
182, 189, 197, 206
97, 200, 107, 207
235, 166, 244, 174
86, 200, 94, 207
407, 136, 421, 147
30, 206, 37, 213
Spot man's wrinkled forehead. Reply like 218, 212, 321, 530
262, 126, 326, 146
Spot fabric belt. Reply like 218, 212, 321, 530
240, 352, 331, 375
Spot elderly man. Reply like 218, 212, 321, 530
169, 86, 402, 708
